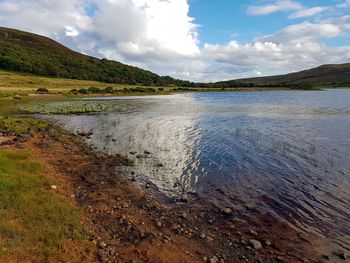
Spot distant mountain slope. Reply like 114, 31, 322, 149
0, 27, 192, 86
1, 27, 349, 88
233, 64, 350, 86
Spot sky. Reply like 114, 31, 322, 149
0, 0, 349, 82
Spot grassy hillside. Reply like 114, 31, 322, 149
0, 70, 143, 95
0, 27, 193, 87
0, 27, 348, 90
232, 64, 350, 86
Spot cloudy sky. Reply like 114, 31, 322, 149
0, 0, 349, 82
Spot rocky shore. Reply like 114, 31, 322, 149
1, 124, 347, 263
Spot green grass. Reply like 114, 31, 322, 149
0, 117, 49, 133
0, 70, 175, 96
0, 70, 294, 98
0, 150, 90, 261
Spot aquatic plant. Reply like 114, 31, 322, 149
19, 100, 114, 114
18, 99, 148, 115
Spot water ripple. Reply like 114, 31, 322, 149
50, 89, 350, 251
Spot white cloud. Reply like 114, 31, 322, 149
247, 0, 303, 15
197, 18, 350, 81
258, 22, 342, 43
289, 6, 329, 19
65, 26, 79, 37
337, 0, 350, 8
0, 0, 349, 82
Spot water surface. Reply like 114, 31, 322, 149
51, 89, 350, 251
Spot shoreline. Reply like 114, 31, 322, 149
0, 119, 338, 263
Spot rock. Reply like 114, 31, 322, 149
144, 150, 151, 155
249, 239, 262, 250
78, 130, 93, 137
129, 151, 137, 155
206, 236, 214, 242
221, 208, 233, 215
209, 256, 218, 263
249, 229, 258, 236
37, 142, 49, 149
155, 221, 162, 227
200, 233, 206, 239
321, 255, 330, 260
264, 240, 272, 246
180, 212, 187, 218
50, 185, 57, 190
333, 250, 348, 260
99, 241, 107, 248
170, 223, 181, 231
179, 194, 190, 203
13, 95, 21, 100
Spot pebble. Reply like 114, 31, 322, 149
99, 241, 107, 248
209, 256, 218, 263
200, 233, 206, 239
249, 229, 258, 236
180, 212, 187, 218
333, 250, 348, 260
264, 240, 272, 246
170, 223, 181, 231
221, 208, 233, 215
206, 236, 214, 242
249, 239, 262, 250
50, 185, 57, 190
155, 221, 162, 227
179, 194, 190, 203
321, 255, 330, 260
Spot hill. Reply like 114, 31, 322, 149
0, 27, 349, 89
0, 27, 193, 87
214, 64, 350, 88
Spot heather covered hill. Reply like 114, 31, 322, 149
0, 27, 349, 89
232, 64, 350, 86
0, 27, 193, 87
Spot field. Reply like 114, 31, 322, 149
0, 70, 142, 96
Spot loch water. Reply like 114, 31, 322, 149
51, 89, 350, 251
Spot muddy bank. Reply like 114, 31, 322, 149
0, 125, 346, 263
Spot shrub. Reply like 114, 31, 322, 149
78, 88, 88, 94
87, 86, 101, 94
36, 87, 49, 94
103, 86, 114, 94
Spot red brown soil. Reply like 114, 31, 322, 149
0, 127, 337, 263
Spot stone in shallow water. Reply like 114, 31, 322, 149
179, 194, 190, 202
333, 250, 348, 260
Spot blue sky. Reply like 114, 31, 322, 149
190, 0, 347, 46
0, 0, 349, 81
